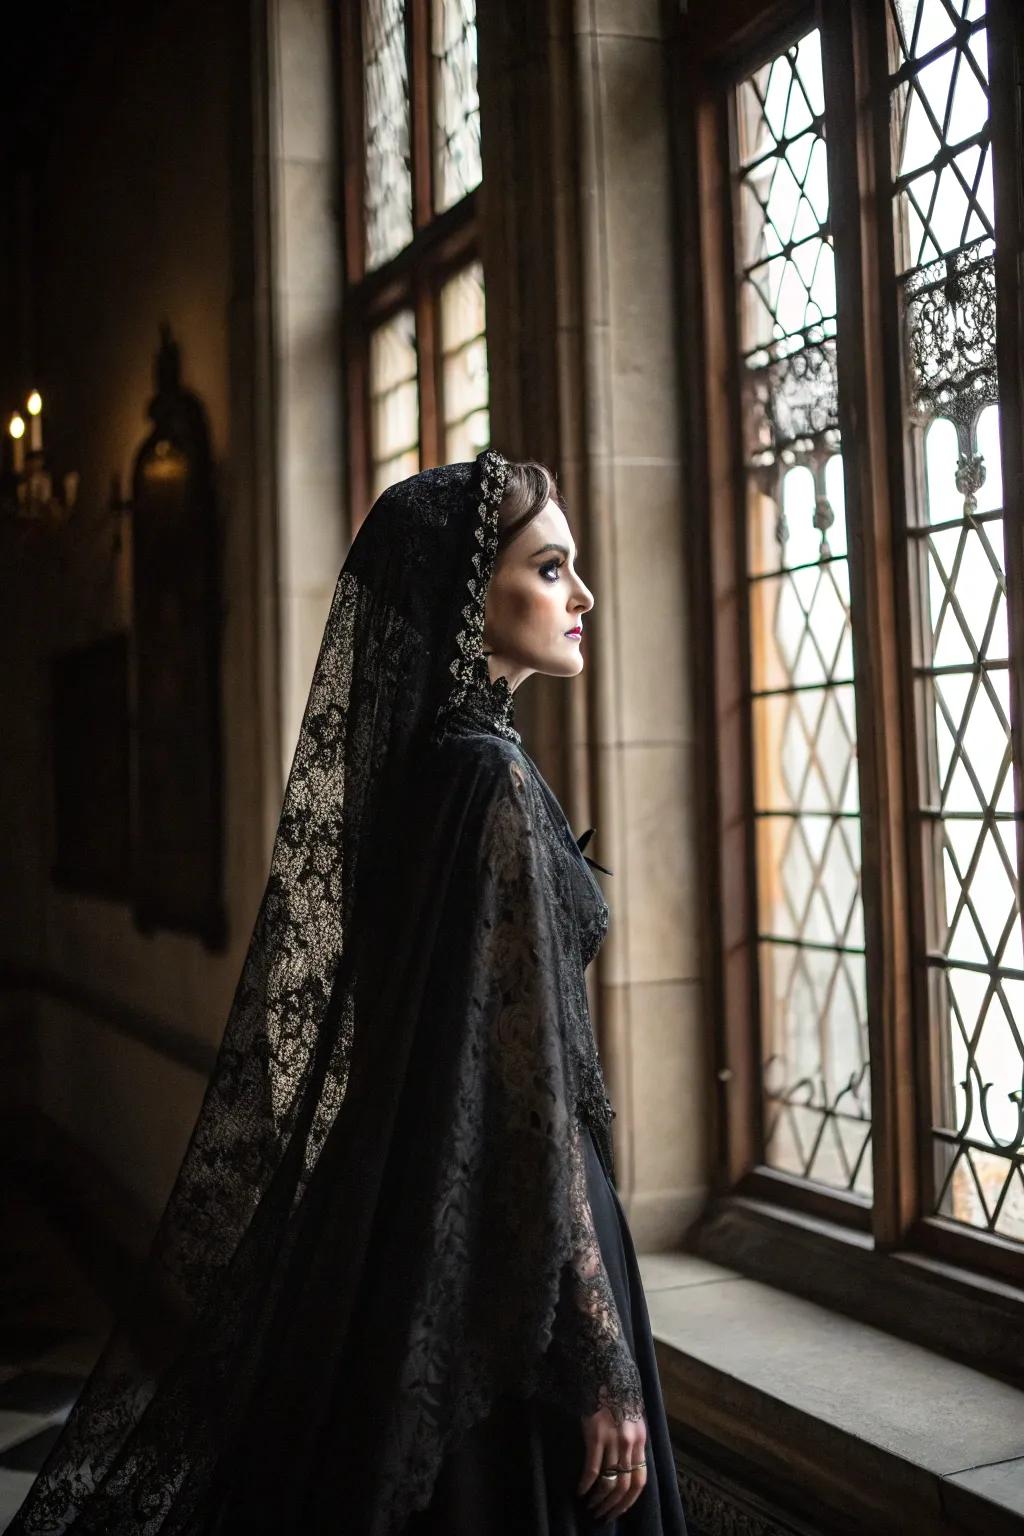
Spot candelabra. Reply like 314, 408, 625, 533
1, 390, 80, 524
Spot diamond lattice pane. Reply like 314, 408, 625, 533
735, 31, 870, 1197
432, 0, 482, 213
889, 0, 994, 275
917, 407, 1023, 1238
364, 0, 413, 270
440, 261, 490, 462
890, 3, 1024, 1241
761, 941, 872, 1192
370, 310, 419, 499
736, 29, 837, 469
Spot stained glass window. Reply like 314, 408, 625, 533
363, 0, 413, 270
734, 30, 872, 1195
440, 262, 490, 461
432, 0, 482, 213
370, 310, 419, 498
888, 0, 1023, 1241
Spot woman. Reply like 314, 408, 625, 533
6, 449, 687, 1535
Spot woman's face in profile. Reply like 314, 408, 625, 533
483, 497, 595, 684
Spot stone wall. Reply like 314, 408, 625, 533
480, 0, 708, 1247
0, 0, 278, 1235
1, 0, 706, 1258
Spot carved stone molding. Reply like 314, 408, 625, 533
674, 1452, 820, 1536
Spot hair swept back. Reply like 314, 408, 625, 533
495, 459, 567, 551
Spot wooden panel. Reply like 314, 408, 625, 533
409, 0, 433, 227
693, 82, 762, 1186
415, 268, 440, 467
820, 0, 917, 1247
681, 0, 813, 76
738, 1165, 872, 1232
989, 0, 1024, 943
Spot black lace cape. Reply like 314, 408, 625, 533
208, 712, 644, 1533
7, 451, 642, 1536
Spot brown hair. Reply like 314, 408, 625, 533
496, 459, 566, 552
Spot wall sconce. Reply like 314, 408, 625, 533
1, 389, 81, 525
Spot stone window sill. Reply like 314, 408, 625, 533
639, 1251, 1024, 1534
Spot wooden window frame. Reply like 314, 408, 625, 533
677, 0, 1024, 1361
339, 0, 484, 525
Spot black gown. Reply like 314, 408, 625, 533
406, 1124, 687, 1536
3, 683, 688, 1536
4, 453, 688, 1536
207, 706, 689, 1536
402, 698, 688, 1536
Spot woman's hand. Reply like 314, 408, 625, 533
577, 1404, 648, 1523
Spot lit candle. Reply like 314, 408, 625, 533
9, 413, 25, 474
26, 390, 42, 452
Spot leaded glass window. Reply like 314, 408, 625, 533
363, 0, 413, 271
888, 0, 1023, 1241
345, 2, 489, 513
370, 310, 419, 498
432, 0, 482, 213
440, 261, 489, 461
734, 29, 872, 1196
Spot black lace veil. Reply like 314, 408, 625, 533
7, 450, 538, 1531
9, 447, 647, 1536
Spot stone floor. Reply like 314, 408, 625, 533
0, 1186, 111, 1533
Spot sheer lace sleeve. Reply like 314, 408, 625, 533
473, 753, 645, 1429
539, 1115, 646, 1426
361, 735, 647, 1518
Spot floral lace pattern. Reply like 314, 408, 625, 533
431, 447, 517, 743
440, 704, 644, 1434
4, 450, 643, 1536
539, 1118, 646, 1426
482, 752, 642, 1427
445, 649, 521, 743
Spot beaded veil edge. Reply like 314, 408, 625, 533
432, 447, 521, 745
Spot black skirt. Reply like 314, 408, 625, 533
404, 1124, 689, 1535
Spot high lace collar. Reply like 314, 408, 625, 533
451, 651, 521, 743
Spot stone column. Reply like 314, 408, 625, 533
266, 0, 347, 786
480, 0, 708, 1247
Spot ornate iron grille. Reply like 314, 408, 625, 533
889, 0, 1024, 1241
733, 30, 872, 1195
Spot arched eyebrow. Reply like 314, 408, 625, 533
529, 542, 577, 560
